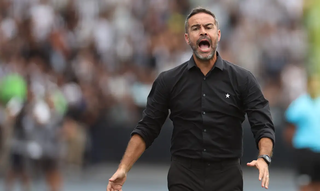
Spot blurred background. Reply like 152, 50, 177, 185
0, 0, 319, 190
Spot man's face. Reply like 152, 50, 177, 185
185, 13, 221, 61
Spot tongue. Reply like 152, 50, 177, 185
199, 44, 210, 52
200, 44, 209, 49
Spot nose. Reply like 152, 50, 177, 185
200, 27, 207, 36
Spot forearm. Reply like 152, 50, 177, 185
258, 138, 273, 157
118, 134, 146, 173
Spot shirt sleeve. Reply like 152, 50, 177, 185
131, 72, 170, 149
242, 72, 275, 149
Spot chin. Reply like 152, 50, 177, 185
195, 52, 214, 61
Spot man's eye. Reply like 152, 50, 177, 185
192, 28, 198, 31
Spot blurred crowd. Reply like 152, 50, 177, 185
0, 0, 310, 190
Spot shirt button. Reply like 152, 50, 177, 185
203, 149, 206, 152
203, 129, 207, 133
203, 77, 206, 80
203, 93, 206, 97
202, 111, 206, 115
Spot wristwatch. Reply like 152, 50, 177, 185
257, 155, 271, 165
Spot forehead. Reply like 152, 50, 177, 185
188, 12, 215, 26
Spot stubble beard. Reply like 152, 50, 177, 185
189, 38, 217, 61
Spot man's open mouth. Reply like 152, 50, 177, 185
198, 39, 211, 52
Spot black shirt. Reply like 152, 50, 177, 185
131, 52, 275, 161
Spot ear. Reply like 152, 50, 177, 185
184, 33, 190, 45
217, 29, 221, 42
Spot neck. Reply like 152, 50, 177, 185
193, 51, 217, 76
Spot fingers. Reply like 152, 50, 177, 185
259, 169, 263, 181
260, 169, 269, 189
107, 170, 126, 191
107, 182, 118, 191
265, 173, 269, 189
107, 183, 112, 191
262, 171, 269, 189
107, 185, 122, 191
107, 181, 123, 191
248, 159, 270, 189
109, 188, 122, 191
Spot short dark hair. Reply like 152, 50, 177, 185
185, 7, 219, 33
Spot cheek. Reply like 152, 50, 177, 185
209, 32, 219, 39
189, 34, 198, 41
188, 37, 195, 45
210, 35, 219, 44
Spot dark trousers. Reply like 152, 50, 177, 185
167, 156, 243, 191
295, 149, 320, 182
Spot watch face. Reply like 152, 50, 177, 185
265, 155, 271, 162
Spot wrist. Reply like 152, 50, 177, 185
257, 158, 266, 163
118, 165, 129, 174
257, 154, 271, 166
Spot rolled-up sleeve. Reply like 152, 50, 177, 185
243, 72, 275, 149
131, 72, 170, 149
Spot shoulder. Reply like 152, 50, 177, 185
285, 94, 311, 123
158, 61, 189, 80
222, 59, 257, 88
223, 60, 253, 77
293, 94, 309, 103
286, 94, 309, 112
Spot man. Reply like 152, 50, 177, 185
4, 89, 32, 191
5, 92, 64, 191
107, 7, 275, 191
284, 75, 320, 191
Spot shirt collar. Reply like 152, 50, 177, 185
187, 51, 224, 71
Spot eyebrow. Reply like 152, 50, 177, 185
191, 23, 214, 28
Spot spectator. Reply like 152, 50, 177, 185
284, 75, 320, 191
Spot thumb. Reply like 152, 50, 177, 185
109, 174, 118, 182
247, 160, 257, 167
109, 170, 125, 182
